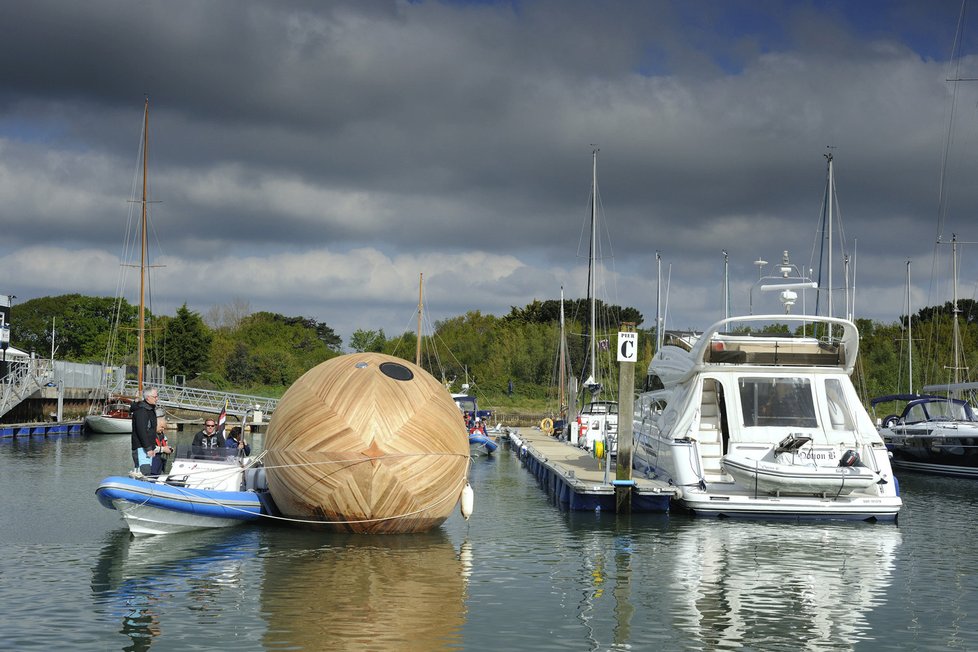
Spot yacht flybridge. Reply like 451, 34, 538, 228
634, 314, 901, 521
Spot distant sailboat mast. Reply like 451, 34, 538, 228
416, 273, 423, 367
907, 259, 913, 394
559, 287, 567, 410
137, 97, 149, 395
588, 147, 598, 389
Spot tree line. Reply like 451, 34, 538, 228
9, 293, 978, 406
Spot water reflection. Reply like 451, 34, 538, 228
668, 521, 902, 651
91, 528, 261, 651
260, 529, 466, 650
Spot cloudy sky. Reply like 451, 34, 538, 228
3, 0, 978, 347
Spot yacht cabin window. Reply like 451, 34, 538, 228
905, 403, 928, 424
739, 377, 817, 428
825, 378, 854, 430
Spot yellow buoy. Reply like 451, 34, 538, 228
594, 439, 605, 459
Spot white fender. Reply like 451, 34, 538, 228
460, 482, 474, 520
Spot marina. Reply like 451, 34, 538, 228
1, 430, 977, 650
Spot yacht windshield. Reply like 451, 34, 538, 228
739, 377, 817, 428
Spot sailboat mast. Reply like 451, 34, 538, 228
589, 147, 598, 385
826, 152, 834, 339
416, 273, 423, 367
952, 235, 961, 386
907, 259, 913, 394
559, 287, 567, 411
137, 97, 149, 394
655, 252, 663, 353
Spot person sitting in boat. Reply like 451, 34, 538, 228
191, 419, 226, 459
470, 417, 487, 435
150, 416, 174, 476
225, 426, 251, 457
130, 387, 160, 475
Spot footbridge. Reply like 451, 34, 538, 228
125, 380, 279, 419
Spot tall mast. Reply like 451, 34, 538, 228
722, 249, 729, 320
588, 147, 598, 386
559, 286, 567, 411
907, 259, 913, 394
137, 97, 149, 394
825, 151, 834, 340
952, 235, 961, 386
416, 273, 423, 366
655, 252, 663, 353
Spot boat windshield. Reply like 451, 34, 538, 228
917, 399, 973, 422
454, 397, 477, 412
739, 377, 817, 428
582, 402, 618, 415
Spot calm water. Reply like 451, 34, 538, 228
0, 432, 975, 651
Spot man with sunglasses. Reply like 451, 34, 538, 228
191, 418, 226, 459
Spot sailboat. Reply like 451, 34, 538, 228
875, 236, 978, 477
569, 149, 618, 455
85, 98, 157, 435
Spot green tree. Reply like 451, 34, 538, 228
165, 304, 213, 378
349, 329, 386, 352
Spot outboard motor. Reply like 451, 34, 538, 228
839, 450, 861, 467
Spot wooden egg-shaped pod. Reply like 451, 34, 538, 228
264, 352, 470, 533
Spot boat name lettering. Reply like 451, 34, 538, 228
796, 450, 837, 462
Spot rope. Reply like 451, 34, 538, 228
254, 475, 469, 526
119, 450, 471, 526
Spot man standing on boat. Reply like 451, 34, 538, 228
130, 387, 159, 475
191, 419, 226, 459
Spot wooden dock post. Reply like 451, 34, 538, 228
616, 324, 636, 513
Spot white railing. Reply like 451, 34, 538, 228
121, 380, 279, 419
0, 358, 55, 418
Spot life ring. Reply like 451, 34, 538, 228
881, 414, 900, 429
540, 417, 554, 434
594, 439, 605, 459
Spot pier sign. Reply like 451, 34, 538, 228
617, 331, 637, 362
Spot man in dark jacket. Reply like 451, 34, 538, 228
191, 418, 226, 458
131, 387, 159, 474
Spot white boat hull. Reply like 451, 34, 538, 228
112, 499, 250, 536
85, 414, 131, 434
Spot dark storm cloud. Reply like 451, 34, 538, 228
1, 0, 976, 342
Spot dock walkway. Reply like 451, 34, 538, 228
508, 428, 677, 512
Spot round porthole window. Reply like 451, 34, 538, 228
380, 361, 414, 381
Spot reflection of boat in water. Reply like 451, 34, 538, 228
91, 527, 262, 651
95, 455, 270, 536
669, 521, 902, 649
260, 530, 466, 650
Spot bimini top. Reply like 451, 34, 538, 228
687, 314, 859, 375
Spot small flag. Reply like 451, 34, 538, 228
216, 399, 228, 434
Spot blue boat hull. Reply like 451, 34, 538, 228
97, 476, 263, 522
469, 433, 499, 455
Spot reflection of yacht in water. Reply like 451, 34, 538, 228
669, 521, 901, 649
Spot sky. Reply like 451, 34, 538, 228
3, 0, 978, 348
